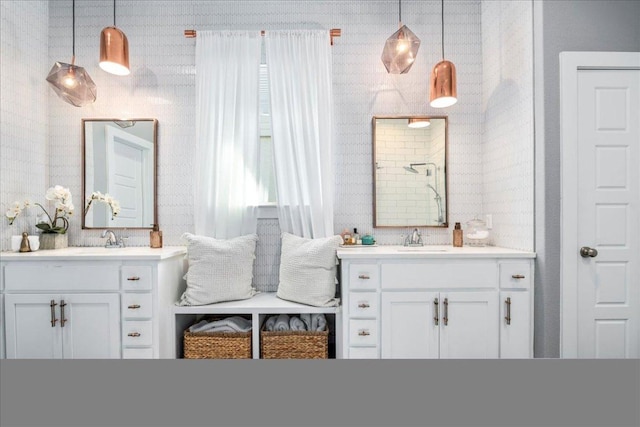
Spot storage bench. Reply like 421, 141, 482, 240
171, 292, 341, 359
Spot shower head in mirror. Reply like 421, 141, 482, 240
404, 166, 419, 173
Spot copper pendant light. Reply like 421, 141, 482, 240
408, 118, 431, 128
99, 0, 130, 76
430, 0, 457, 108
381, 0, 421, 74
46, 0, 96, 107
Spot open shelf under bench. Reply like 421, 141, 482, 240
171, 292, 342, 359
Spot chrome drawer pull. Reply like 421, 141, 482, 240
127, 276, 141, 281
60, 300, 67, 327
433, 298, 439, 326
50, 300, 58, 327
358, 330, 370, 336
127, 304, 141, 309
128, 332, 141, 337
505, 297, 512, 325
358, 274, 370, 280
358, 303, 370, 309
511, 274, 525, 279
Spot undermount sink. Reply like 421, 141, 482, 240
396, 247, 449, 252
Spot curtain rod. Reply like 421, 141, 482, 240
184, 28, 341, 45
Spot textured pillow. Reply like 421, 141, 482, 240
177, 233, 258, 306
276, 232, 342, 307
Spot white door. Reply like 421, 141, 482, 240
561, 52, 640, 358
381, 292, 439, 359
61, 294, 121, 359
439, 291, 499, 359
5, 294, 62, 359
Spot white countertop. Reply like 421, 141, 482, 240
0, 246, 187, 261
337, 245, 535, 259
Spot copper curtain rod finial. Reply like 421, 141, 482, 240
184, 28, 341, 45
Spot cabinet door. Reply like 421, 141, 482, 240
381, 292, 439, 359
5, 294, 62, 359
500, 291, 531, 358
61, 294, 121, 359
439, 292, 499, 359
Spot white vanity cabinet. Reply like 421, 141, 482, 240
338, 246, 535, 359
0, 247, 186, 359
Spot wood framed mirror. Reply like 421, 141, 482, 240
373, 116, 448, 228
82, 118, 158, 229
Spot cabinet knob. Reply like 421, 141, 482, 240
358, 302, 370, 309
127, 304, 141, 309
358, 274, 370, 280
511, 274, 525, 279
128, 332, 141, 337
127, 276, 141, 281
358, 330, 370, 336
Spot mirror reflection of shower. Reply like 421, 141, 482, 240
404, 162, 445, 225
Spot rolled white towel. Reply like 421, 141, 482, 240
289, 316, 307, 331
300, 313, 311, 331
188, 319, 210, 332
203, 316, 252, 332
311, 313, 327, 331
274, 313, 290, 331
264, 315, 277, 331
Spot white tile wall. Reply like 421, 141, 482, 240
1, 1, 534, 287
0, 0, 49, 247
481, 0, 534, 251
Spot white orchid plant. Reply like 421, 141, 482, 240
5, 185, 75, 234
84, 191, 121, 220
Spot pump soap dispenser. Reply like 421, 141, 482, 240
150, 224, 163, 248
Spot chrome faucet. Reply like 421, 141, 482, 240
404, 228, 424, 247
101, 230, 122, 248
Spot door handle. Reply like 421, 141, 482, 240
443, 298, 449, 326
50, 300, 58, 327
505, 297, 512, 325
580, 246, 598, 258
433, 298, 439, 326
59, 300, 67, 327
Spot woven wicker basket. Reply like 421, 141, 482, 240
260, 328, 329, 359
183, 330, 252, 359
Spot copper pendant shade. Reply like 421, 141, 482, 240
99, 0, 130, 76
46, 0, 96, 107
429, 0, 457, 108
381, 0, 420, 74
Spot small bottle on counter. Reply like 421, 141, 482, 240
453, 222, 463, 247
150, 224, 163, 248
353, 228, 361, 245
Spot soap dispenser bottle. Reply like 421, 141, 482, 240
453, 222, 463, 247
150, 224, 163, 248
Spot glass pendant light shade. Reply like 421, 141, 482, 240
46, 59, 97, 107
408, 118, 431, 128
99, 26, 130, 76
381, 24, 421, 74
429, 60, 457, 108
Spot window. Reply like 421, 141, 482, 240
258, 61, 277, 205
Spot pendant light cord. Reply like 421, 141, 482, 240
399, 0, 402, 23
113, 0, 116, 27
72, 0, 75, 57
441, 0, 445, 60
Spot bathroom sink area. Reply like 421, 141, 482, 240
396, 247, 449, 252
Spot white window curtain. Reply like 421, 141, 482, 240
194, 31, 262, 239
265, 30, 335, 238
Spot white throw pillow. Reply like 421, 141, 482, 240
276, 232, 342, 307
177, 233, 258, 306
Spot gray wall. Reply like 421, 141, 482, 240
534, 0, 640, 358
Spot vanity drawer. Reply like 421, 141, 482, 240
349, 319, 378, 346
122, 293, 153, 319
122, 320, 153, 346
122, 347, 154, 359
381, 262, 497, 289
348, 292, 378, 318
499, 262, 531, 289
4, 262, 119, 291
121, 266, 153, 291
348, 264, 380, 290
348, 346, 378, 359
